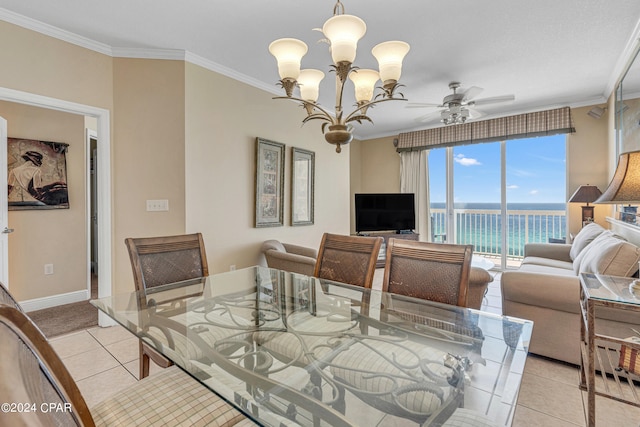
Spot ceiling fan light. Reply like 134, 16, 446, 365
297, 69, 325, 102
349, 69, 379, 103
322, 14, 366, 64
268, 38, 308, 80
372, 41, 410, 82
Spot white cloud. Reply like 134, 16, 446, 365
454, 154, 481, 166
507, 184, 519, 190
529, 189, 539, 195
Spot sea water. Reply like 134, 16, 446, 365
430, 202, 567, 257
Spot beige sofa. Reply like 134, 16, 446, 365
261, 240, 318, 276
501, 223, 640, 365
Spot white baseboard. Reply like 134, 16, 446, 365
20, 290, 89, 312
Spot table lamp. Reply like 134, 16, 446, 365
594, 150, 640, 212
569, 185, 602, 224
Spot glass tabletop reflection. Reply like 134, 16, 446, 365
92, 266, 532, 427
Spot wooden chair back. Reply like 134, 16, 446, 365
0, 305, 95, 426
314, 233, 383, 289
383, 239, 473, 307
0, 282, 22, 311
125, 233, 209, 292
125, 233, 209, 378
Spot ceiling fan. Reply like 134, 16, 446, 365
407, 82, 515, 125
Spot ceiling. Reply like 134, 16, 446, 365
1, 0, 640, 140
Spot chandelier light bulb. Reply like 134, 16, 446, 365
298, 69, 325, 102
372, 41, 410, 83
268, 38, 308, 80
322, 14, 366, 64
349, 69, 379, 103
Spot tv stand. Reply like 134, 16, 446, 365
368, 231, 419, 268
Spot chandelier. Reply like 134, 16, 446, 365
268, 0, 410, 153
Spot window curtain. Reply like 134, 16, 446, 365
396, 106, 575, 152
400, 150, 429, 241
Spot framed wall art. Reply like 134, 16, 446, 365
255, 138, 285, 227
291, 147, 315, 226
8, 138, 70, 210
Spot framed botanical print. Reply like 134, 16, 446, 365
255, 138, 285, 227
291, 147, 315, 226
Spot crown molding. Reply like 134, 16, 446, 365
0, 8, 112, 56
0, 8, 280, 97
605, 19, 640, 97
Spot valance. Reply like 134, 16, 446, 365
396, 106, 575, 152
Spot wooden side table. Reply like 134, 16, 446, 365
578, 273, 640, 426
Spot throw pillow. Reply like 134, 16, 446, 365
578, 232, 640, 277
572, 230, 613, 274
569, 222, 605, 261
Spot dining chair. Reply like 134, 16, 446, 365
382, 239, 473, 307
313, 233, 383, 289
125, 232, 209, 378
0, 281, 22, 311
0, 304, 253, 427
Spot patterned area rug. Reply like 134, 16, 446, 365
28, 299, 98, 338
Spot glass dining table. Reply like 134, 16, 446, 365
91, 266, 532, 427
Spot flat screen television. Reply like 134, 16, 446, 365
355, 193, 416, 233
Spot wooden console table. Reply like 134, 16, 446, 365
578, 273, 640, 426
356, 231, 419, 267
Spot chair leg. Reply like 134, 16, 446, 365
139, 342, 150, 379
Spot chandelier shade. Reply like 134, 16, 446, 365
268, 38, 308, 80
372, 41, 410, 83
269, 0, 409, 153
322, 14, 367, 64
298, 69, 325, 102
595, 150, 640, 203
349, 69, 379, 103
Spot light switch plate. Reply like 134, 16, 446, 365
146, 199, 169, 211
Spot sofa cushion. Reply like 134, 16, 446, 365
521, 256, 574, 271
571, 230, 615, 274
569, 222, 605, 261
519, 263, 577, 277
577, 232, 640, 277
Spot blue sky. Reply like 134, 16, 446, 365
428, 135, 566, 204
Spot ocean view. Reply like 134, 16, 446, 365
430, 202, 567, 257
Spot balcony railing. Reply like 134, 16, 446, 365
430, 207, 567, 259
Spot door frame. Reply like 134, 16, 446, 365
0, 87, 113, 325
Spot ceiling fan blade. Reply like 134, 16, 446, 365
471, 94, 515, 106
467, 107, 486, 120
405, 102, 441, 109
414, 110, 443, 123
461, 86, 484, 101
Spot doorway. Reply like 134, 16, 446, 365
0, 87, 113, 326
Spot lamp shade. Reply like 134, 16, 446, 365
348, 69, 379, 103
372, 41, 410, 82
268, 38, 308, 80
297, 69, 325, 102
595, 150, 640, 203
568, 185, 602, 203
322, 14, 366, 64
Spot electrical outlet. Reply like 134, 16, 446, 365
146, 199, 169, 211
44, 264, 54, 275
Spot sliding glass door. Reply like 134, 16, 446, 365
428, 135, 566, 269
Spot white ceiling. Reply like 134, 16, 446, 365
1, 0, 640, 140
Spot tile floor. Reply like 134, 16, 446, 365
51, 270, 640, 426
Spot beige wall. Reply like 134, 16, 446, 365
184, 63, 350, 273
566, 105, 611, 237
1, 21, 352, 301
111, 59, 188, 293
1, 101, 87, 301
349, 135, 400, 234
